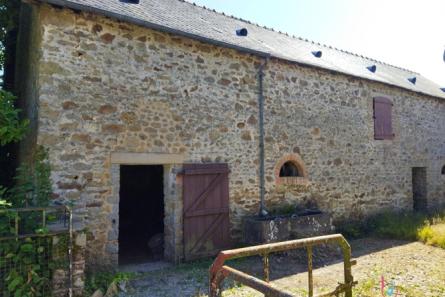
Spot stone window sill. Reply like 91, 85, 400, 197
276, 176, 309, 186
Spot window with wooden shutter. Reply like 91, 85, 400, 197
373, 97, 394, 140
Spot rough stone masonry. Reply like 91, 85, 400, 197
15, 3, 445, 267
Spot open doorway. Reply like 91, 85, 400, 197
119, 165, 164, 265
412, 167, 427, 212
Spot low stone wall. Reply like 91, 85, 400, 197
243, 213, 335, 245
289, 213, 334, 238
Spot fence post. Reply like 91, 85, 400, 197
263, 253, 270, 283
307, 245, 313, 297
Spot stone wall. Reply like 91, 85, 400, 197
25, 3, 445, 266
51, 231, 86, 297
262, 60, 445, 220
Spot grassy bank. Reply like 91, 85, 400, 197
338, 210, 445, 248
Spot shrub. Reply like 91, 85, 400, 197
418, 224, 445, 249
0, 90, 28, 145
5, 146, 52, 208
0, 146, 57, 297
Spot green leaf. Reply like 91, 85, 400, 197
35, 227, 48, 234
7, 276, 23, 292
20, 243, 33, 252
0, 199, 11, 207
14, 288, 22, 297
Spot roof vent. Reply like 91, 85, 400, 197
312, 51, 322, 58
120, 0, 140, 3
236, 28, 248, 37
367, 65, 377, 73
408, 77, 417, 85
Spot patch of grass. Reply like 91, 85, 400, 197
353, 278, 377, 297
353, 277, 424, 297
336, 220, 366, 239
337, 210, 445, 247
418, 223, 445, 248
85, 271, 137, 295
287, 287, 308, 296
368, 212, 428, 240
369, 210, 445, 249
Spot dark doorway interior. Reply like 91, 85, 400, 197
412, 167, 427, 212
119, 165, 164, 265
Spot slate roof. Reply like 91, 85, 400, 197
37, 0, 445, 99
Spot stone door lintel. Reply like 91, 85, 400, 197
110, 152, 184, 165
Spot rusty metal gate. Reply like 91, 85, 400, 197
209, 234, 357, 297
183, 163, 230, 261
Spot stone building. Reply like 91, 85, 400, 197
15, 0, 445, 267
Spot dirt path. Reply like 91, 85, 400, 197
119, 238, 445, 297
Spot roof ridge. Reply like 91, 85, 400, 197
181, 0, 419, 75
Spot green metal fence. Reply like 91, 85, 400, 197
0, 206, 73, 297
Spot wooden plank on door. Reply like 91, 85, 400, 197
183, 163, 230, 261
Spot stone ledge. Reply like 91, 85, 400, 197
110, 152, 184, 165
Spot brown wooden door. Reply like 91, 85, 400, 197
183, 163, 230, 261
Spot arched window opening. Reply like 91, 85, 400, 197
274, 154, 309, 186
279, 162, 300, 177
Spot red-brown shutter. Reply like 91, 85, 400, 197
373, 97, 394, 140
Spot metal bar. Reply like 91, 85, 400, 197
42, 209, 46, 228
14, 211, 19, 239
263, 253, 270, 283
307, 246, 313, 297
0, 230, 70, 241
221, 266, 294, 297
342, 240, 353, 297
209, 234, 355, 297
209, 270, 225, 297
213, 234, 345, 262
68, 207, 73, 297
257, 59, 268, 216
0, 205, 69, 213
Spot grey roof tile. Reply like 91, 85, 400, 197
37, 0, 445, 99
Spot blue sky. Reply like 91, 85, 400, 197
191, 0, 445, 86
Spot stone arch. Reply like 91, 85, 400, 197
274, 154, 309, 185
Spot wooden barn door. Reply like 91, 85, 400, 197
183, 163, 230, 261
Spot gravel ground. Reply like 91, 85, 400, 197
118, 238, 445, 297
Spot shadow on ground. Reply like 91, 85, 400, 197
118, 237, 434, 297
